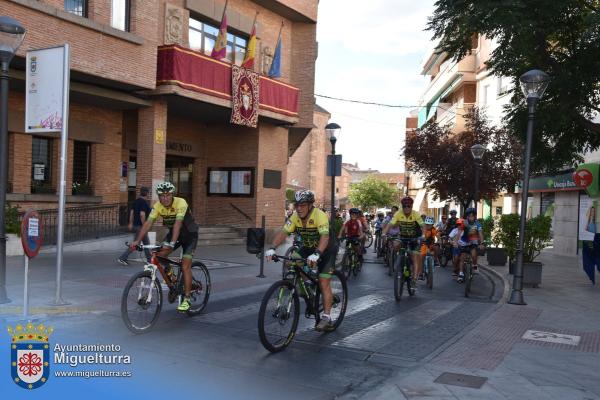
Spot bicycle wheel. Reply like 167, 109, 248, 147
315, 270, 348, 331
186, 262, 211, 315
352, 252, 361, 277
464, 262, 472, 298
121, 271, 163, 334
440, 250, 449, 268
388, 248, 396, 276
258, 280, 300, 353
365, 233, 373, 248
394, 255, 404, 301
341, 252, 352, 279
426, 256, 433, 290
374, 234, 380, 254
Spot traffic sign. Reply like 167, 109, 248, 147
21, 210, 43, 258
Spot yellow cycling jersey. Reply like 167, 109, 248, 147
148, 197, 198, 234
283, 207, 329, 249
390, 210, 424, 238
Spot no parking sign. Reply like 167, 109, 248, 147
21, 210, 43, 258
20, 210, 43, 317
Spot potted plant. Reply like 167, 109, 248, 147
503, 214, 552, 287
485, 215, 508, 266
477, 216, 493, 257
497, 213, 520, 264
72, 182, 93, 195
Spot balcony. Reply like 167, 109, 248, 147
156, 45, 299, 123
420, 54, 476, 105
436, 103, 475, 132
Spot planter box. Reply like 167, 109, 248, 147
509, 261, 542, 287
6, 233, 24, 256
487, 247, 507, 266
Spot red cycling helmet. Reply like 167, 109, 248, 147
456, 218, 465, 227
400, 196, 414, 207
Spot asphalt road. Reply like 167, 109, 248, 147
2, 247, 504, 399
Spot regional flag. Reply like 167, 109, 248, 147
211, 4, 228, 60
268, 34, 282, 78
241, 20, 257, 69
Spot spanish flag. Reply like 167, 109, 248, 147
211, 1, 228, 60
241, 16, 258, 69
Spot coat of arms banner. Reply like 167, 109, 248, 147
231, 65, 259, 128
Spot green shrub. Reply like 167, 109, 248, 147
5, 204, 20, 234
497, 213, 552, 262
478, 216, 494, 246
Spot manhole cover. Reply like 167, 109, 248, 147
434, 372, 488, 389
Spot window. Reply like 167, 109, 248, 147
73, 141, 91, 184
189, 18, 247, 65
111, 0, 131, 31
31, 137, 53, 194
481, 84, 490, 107
65, 0, 87, 17
497, 76, 511, 97
207, 168, 254, 196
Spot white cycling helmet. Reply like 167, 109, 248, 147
424, 216, 435, 225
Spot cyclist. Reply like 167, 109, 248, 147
449, 218, 465, 278
457, 208, 485, 280
338, 208, 365, 262
265, 190, 337, 332
445, 210, 459, 236
435, 214, 448, 232
382, 197, 424, 289
131, 182, 199, 312
420, 216, 440, 278
373, 212, 385, 231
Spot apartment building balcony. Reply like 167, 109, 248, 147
420, 54, 477, 106
155, 45, 299, 124
436, 103, 475, 132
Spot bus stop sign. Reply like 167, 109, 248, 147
21, 210, 43, 258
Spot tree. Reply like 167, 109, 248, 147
427, 0, 600, 172
348, 176, 397, 210
404, 108, 522, 209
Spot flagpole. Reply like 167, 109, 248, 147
221, 0, 229, 21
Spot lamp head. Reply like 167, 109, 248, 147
519, 69, 550, 100
470, 143, 486, 161
0, 16, 26, 64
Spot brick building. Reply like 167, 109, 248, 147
2, 0, 318, 230
286, 104, 330, 208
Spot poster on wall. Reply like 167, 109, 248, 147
25, 46, 68, 133
579, 194, 596, 242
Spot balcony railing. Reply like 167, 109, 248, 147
420, 54, 477, 105
157, 45, 299, 119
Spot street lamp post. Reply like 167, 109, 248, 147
0, 16, 26, 304
325, 122, 341, 229
470, 144, 485, 214
509, 69, 550, 306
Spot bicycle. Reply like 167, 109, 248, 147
374, 228, 384, 256
461, 244, 484, 298
340, 237, 362, 278
282, 236, 302, 278
439, 235, 452, 268
422, 243, 435, 290
385, 235, 398, 277
257, 254, 348, 353
121, 243, 211, 333
364, 230, 374, 249
393, 238, 418, 301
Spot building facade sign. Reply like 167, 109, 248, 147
517, 170, 583, 193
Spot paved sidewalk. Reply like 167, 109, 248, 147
347, 250, 600, 400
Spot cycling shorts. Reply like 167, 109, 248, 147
296, 246, 336, 278
392, 237, 420, 254
164, 231, 198, 259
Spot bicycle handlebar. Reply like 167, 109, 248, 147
270, 254, 307, 263
125, 242, 163, 252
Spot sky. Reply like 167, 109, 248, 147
315, 0, 437, 173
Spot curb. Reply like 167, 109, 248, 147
480, 263, 510, 303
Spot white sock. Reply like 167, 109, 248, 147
321, 313, 330, 320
